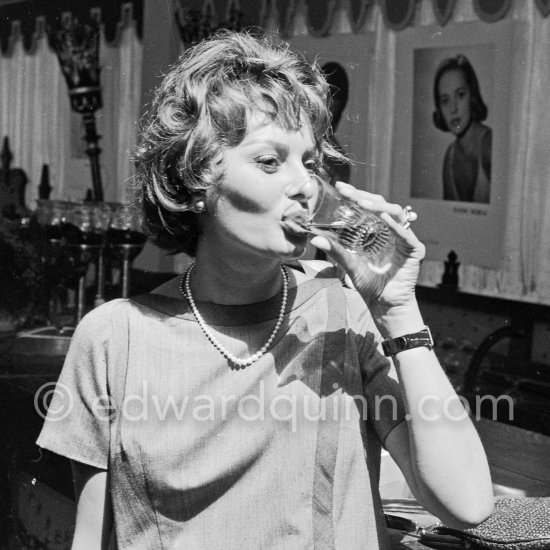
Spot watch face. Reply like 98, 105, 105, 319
396, 336, 409, 351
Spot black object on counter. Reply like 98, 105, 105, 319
439, 250, 459, 290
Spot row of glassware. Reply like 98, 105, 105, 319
35, 199, 147, 248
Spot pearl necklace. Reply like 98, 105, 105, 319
180, 263, 288, 369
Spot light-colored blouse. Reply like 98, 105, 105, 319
37, 264, 405, 549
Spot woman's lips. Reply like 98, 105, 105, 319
281, 210, 310, 237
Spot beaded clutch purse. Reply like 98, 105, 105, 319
419, 497, 550, 550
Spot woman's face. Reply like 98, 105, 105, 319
201, 113, 319, 261
438, 69, 472, 136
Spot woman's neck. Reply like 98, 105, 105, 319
191, 251, 285, 305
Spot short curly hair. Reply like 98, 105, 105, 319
432, 54, 488, 133
134, 30, 344, 256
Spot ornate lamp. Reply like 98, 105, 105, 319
48, 12, 104, 202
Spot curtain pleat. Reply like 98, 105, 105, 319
116, 22, 143, 204
0, 36, 68, 205
431, 0, 458, 26
98, 22, 143, 203
0, 23, 141, 207
363, 3, 396, 197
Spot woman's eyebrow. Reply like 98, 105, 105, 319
241, 138, 289, 151
241, 138, 317, 157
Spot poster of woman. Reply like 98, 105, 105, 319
411, 43, 495, 203
410, 45, 494, 203
433, 54, 492, 203
392, 22, 515, 268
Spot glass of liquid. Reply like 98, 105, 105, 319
301, 176, 395, 268
105, 203, 147, 298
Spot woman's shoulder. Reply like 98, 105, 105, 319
479, 122, 492, 135
480, 124, 492, 147
292, 260, 369, 313
77, 292, 177, 335
470, 122, 492, 144
77, 298, 128, 330
292, 259, 339, 281
63, 299, 131, 360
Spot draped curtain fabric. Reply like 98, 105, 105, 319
98, 23, 143, 203
170, 0, 550, 37
0, 34, 68, 206
0, 0, 144, 54
0, 21, 142, 206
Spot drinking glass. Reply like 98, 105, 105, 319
34, 200, 74, 323
62, 202, 105, 246
88, 202, 116, 307
35, 199, 72, 245
301, 176, 395, 267
63, 202, 109, 323
106, 203, 147, 298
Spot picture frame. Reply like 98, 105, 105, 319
288, 32, 374, 188
391, 21, 518, 268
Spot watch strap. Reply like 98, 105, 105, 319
382, 326, 434, 357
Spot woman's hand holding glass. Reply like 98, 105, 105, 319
309, 180, 425, 312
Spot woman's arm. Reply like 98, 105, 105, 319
71, 461, 113, 549
311, 182, 494, 529
374, 303, 494, 530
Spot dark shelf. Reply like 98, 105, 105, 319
416, 285, 550, 325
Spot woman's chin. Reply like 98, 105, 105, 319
279, 239, 309, 260
280, 248, 306, 261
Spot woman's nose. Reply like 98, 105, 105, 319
288, 171, 318, 204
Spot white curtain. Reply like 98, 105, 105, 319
97, 22, 143, 203
360, 0, 550, 305
0, 21, 142, 207
0, 33, 68, 206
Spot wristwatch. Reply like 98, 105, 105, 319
382, 326, 434, 357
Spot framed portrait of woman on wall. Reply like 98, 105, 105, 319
391, 21, 518, 269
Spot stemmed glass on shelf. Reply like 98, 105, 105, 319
61, 201, 112, 323
105, 203, 147, 299
34, 199, 73, 326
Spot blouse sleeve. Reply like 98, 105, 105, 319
359, 330, 407, 446
345, 289, 407, 447
36, 300, 124, 469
